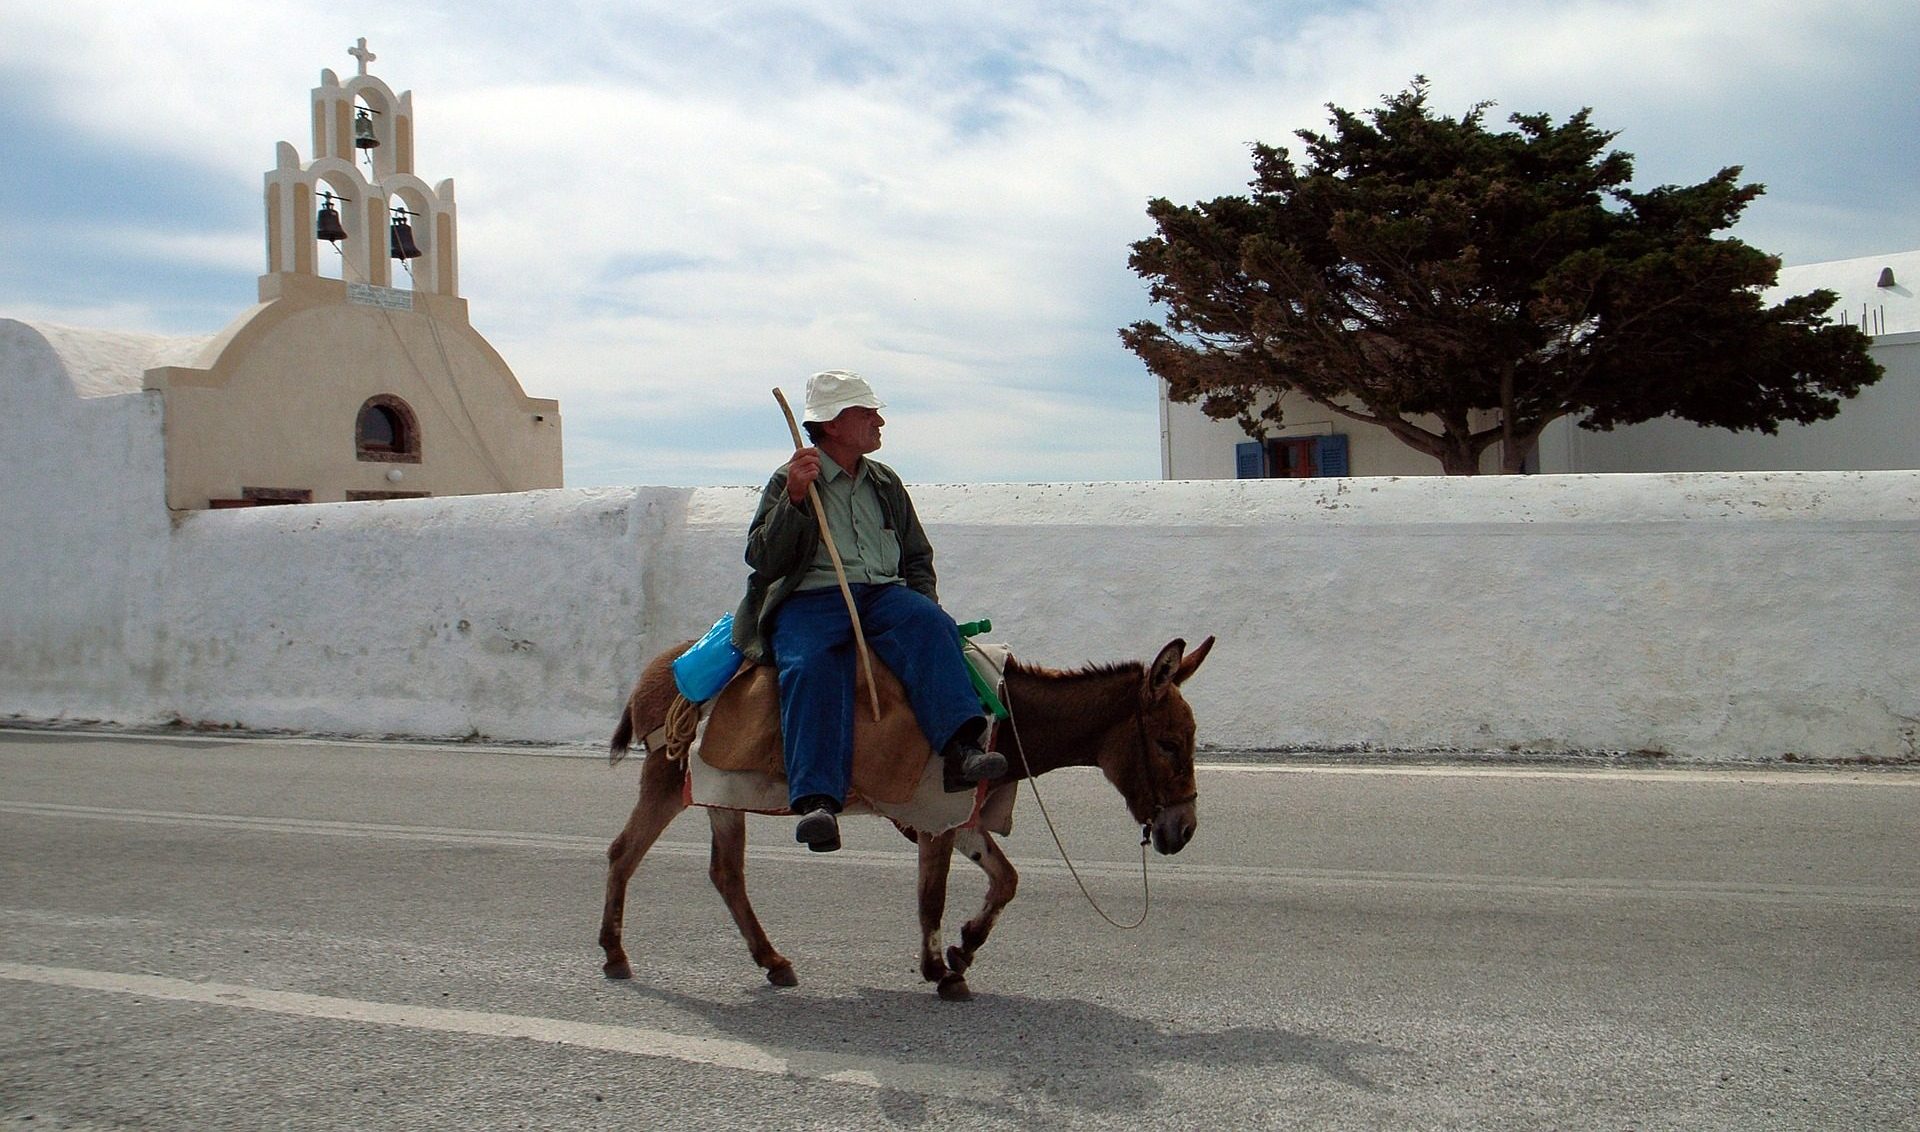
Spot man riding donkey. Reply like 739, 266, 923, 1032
732, 370, 1006, 853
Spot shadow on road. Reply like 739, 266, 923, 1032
618, 977, 1392, 1123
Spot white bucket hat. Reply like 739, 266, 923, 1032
802, 370, 886, 424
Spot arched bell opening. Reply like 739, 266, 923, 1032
384, 186, 434, 290
350, 92, 393, 183
311, 173, 360, 283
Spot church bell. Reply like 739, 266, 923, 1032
389, 216, 423, 260
353, 108, 380, 149
315, 193, 348, 243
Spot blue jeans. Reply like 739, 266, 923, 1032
770, 583, 982, 808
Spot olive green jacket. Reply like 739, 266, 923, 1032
729, 458, 937, 664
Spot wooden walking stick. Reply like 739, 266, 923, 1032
774, 388, 883, 722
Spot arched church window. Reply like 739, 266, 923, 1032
356, 395, 421, 463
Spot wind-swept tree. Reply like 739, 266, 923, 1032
1122, 79, 1882, 474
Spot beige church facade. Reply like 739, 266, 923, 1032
8, 44, 561, 513
152, 266, 562, 510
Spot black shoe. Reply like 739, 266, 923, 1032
793, 799, 841, 853
942, 742, 1007, 794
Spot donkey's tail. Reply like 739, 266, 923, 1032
609, 706, 635, 767
610, 640, 699, 768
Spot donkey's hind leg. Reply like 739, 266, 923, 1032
599, 749, 689, 980
706, 809, 798, 987
943, 829, 1019, 981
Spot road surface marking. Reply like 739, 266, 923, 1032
4, 801, 1914, 909
0, 961, 1003, 1103
1206, 763, 1920, 785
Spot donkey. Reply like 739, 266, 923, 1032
598, 635, 1213, 1000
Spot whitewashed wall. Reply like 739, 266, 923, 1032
4, 447, 1918, 761
1, 321, 173, 719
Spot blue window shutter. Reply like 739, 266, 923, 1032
1235, 441, 1266, 479
1315, 434, 1350, 477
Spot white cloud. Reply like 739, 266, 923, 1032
4, 0, 1915, 487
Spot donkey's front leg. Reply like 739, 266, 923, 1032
943, 828, 1019, 979
916, 828, 969, 999
706, 809, 798, 987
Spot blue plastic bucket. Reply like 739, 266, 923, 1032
672, 613, 745, 702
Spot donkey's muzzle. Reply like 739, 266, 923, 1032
1150, 800, 1197, 855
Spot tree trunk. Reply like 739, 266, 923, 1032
1499, 419, 1553, 474
1438, 424, 1482, 475
1500, 434, 1536, 474
1499, 364, 1516, 474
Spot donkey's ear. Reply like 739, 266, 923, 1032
1148, 638, 1187, 696
1174, 635, 1215, 685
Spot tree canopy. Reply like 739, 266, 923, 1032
1121, 79, 1883, 474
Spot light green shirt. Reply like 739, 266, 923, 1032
797, 452, 902, 591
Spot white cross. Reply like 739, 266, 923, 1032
349, 38, 376, 76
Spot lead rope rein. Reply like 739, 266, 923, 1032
992, 659, 1154, 931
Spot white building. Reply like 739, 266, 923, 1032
1161, 250, 1920, 479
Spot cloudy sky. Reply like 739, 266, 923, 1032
3, 1, 1915, 487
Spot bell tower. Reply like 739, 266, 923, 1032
262, 39, 459, 296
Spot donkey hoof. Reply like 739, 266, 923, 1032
944, 945, 973, 975
766, 963, 799, 988
936, 974, 972, 1001
603, 959, 633, 981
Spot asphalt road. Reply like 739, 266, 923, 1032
3, 730, 1917, 1130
